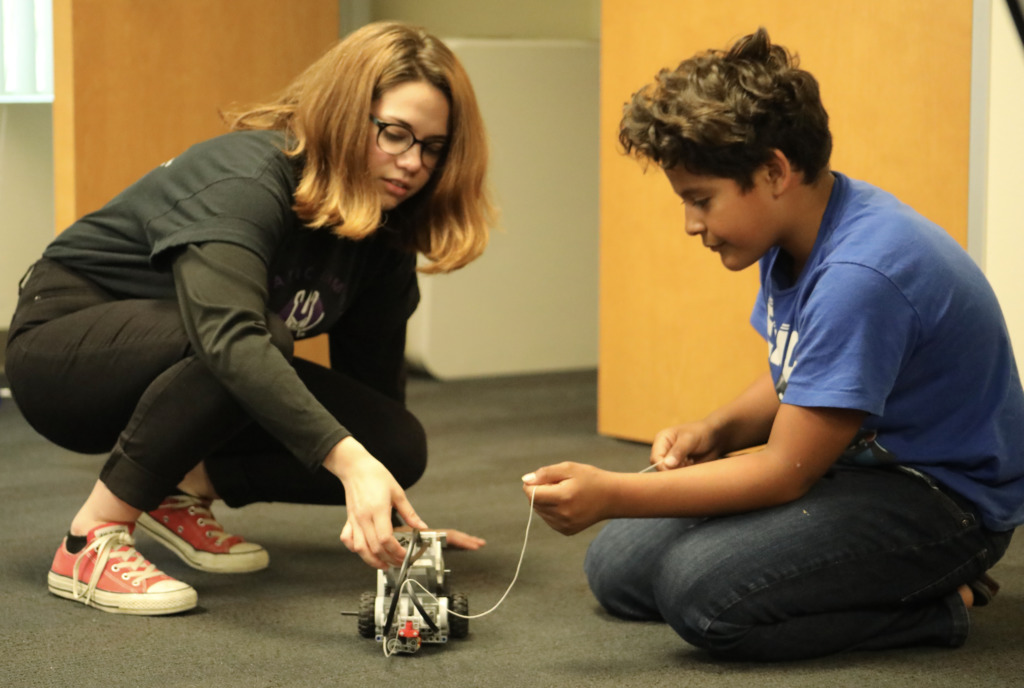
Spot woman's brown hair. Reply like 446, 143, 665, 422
223, 21, 493, 273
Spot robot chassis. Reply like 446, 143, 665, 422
357, 530, 469, 654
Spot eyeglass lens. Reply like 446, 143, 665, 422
375, 121, 445, 169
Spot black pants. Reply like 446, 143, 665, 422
5, 259, 426, 511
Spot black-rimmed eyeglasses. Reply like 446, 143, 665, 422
370, 115, 447, 170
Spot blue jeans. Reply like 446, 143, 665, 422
584, 464, 1012, 661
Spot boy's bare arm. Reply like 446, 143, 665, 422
525, 403, 865, 535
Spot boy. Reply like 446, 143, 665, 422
522, 28, 1024, 661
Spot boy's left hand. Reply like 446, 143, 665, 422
521, 462, 612, 535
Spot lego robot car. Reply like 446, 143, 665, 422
357, 530, 468, 654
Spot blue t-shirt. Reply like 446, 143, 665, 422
751, 172, 1024, 531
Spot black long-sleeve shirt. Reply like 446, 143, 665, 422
45, 130, 419, 470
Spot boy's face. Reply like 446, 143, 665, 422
663, 165, 780, 272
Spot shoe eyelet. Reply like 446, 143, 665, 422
177, 526, 184, 533
197, 518, 206, 526
132, 580, 141, 587
111, 565, 120, 572
122, 573, 130, 580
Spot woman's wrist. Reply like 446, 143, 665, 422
323, 435, 362, 479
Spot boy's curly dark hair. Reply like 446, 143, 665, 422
619, 28, 831, 189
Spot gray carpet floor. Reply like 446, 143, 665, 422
1, 369, 1022, 687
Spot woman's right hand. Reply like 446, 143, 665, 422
323, 436, 428, 569
650, 420, 722, 471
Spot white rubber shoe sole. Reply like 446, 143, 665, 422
137, 513, 270, 574
48, 571, 197, 615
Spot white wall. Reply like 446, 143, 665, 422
0, 103, 53, 331
362, 0, 602, 377
405, 39, 599, 378
982, 0, 1024, 361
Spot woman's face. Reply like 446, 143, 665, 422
368, 80, 450, 210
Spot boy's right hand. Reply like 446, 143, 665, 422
650, 421, 721, 470
521, 462, 614, 535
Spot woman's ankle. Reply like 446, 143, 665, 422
177, 462, 219, 501
70, 480, 142, 536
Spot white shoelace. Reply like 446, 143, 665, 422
160, 494, 235, 546
71, 529, 167, 603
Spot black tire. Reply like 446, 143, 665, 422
449, 592, 469, 639
358, 591, 377, 638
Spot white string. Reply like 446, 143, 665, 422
382, 460, 665, 654
381, 486, 536, 656
639, 458, 667, 473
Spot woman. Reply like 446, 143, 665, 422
5, 21, 493, 615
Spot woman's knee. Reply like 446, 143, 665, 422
372, 409, 427, 488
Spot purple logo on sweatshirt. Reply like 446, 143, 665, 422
279, 290, 326, 337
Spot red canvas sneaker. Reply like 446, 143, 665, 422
137, 494, 269, 573
47, 522, 197, 615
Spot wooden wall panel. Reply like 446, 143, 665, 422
53, 0, 340, 228
598, 0, 972, 441
53, 0, 339, 366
